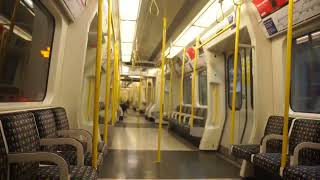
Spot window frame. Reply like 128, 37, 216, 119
290, 29, 320, 113
0, 0, 55, 103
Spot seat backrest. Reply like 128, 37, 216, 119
0, 127, 8, 180
262, 116, 293, 153
289, 119, 320, 165
264, 116, 293, 136
186, 107, 191, 114
52, 107, 70, 130
182, 106, 187, 113
32, 109, 58, 138
32, 109, 59, 152
0, 111, 40, 180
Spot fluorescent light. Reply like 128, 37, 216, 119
122, 55, 131, 62
174, 26, 205, 47
23, 0, 34, 8
166, 46, 184, 58
121, 43, 133, 56
119, 0, 141, 20
129, 75, 141, 79
222, 0, 234, 12
122, 65, 129, 74
194, 3, 218, 27
120, 21, 136, 42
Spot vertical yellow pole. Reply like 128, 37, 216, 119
190, 37, 200, 128
281, 0, 294, 168
112, 42, 119, 125
230, 4, 241, 145
146, 78, 148, 103
103, 0, 112, 145
92, 0, 103, 169
139, 75, 142, 110
169, 61, 173, 112
157, 17, 166, 163
178, 48, 186, 124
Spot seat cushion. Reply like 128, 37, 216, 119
253, 153, 289, 174
36, 165, 97, 180
0, 128, 8, 180
60, 151, 103, 168
231, 144, 260, 161
283, 166, 320, 180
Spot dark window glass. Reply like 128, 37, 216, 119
291, 31, 320, 113
198, 70, 207, 105
183, 75, 192, 104
227, 54, 242, 110
0, 0, 54, 102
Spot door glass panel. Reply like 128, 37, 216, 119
227, 54, 242, 110
198, 70, 207, 105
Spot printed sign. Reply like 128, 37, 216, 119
259, 0, 320, 38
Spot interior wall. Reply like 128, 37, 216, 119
52, 0, 98, 130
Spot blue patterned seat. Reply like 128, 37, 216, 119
52, 107, 106, 154
0, 111, 97, 180
283, 165, 320, 180
32, 109, 103, 168
231, 116, 293, 161
253, 119, 320, 177
0, 123, 8, 180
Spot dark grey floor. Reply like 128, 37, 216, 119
99, 150, 240, 179
115, 122, 158, 128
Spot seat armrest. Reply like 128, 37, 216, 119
291, 142, 320, 166
57, 129, 93, 153
183, 114, 204, 120
8, 152, 70, 180
40, 138, 84, 166
260, 134, 283, 153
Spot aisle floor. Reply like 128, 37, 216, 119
99, 110, 240, 179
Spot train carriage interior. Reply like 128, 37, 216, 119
0, 0, 320, 179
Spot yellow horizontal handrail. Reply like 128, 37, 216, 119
197, 23, 233, 49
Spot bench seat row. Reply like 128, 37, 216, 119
0, 107, 107, 180
167, 105, 207, 146
231, 116, 320, 180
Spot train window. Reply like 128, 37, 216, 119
0, 0, 54, 102
227, 54, 242, 110
291, 31, 320, 113
198, 70, 207, 105
183, 75, 192, 104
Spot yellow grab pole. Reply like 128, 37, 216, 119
230, 4, 241, 145
169, 61, 173, 112
112, 42, 119, 125
91, 0, 103, 169
190, 37, 200, 128
103, 0, 112, 145
146, 78, 148, 103
138, 75, 142, 110
157, 17, 166, 163
178, 48, 186, 124
281, 0, 294, 168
